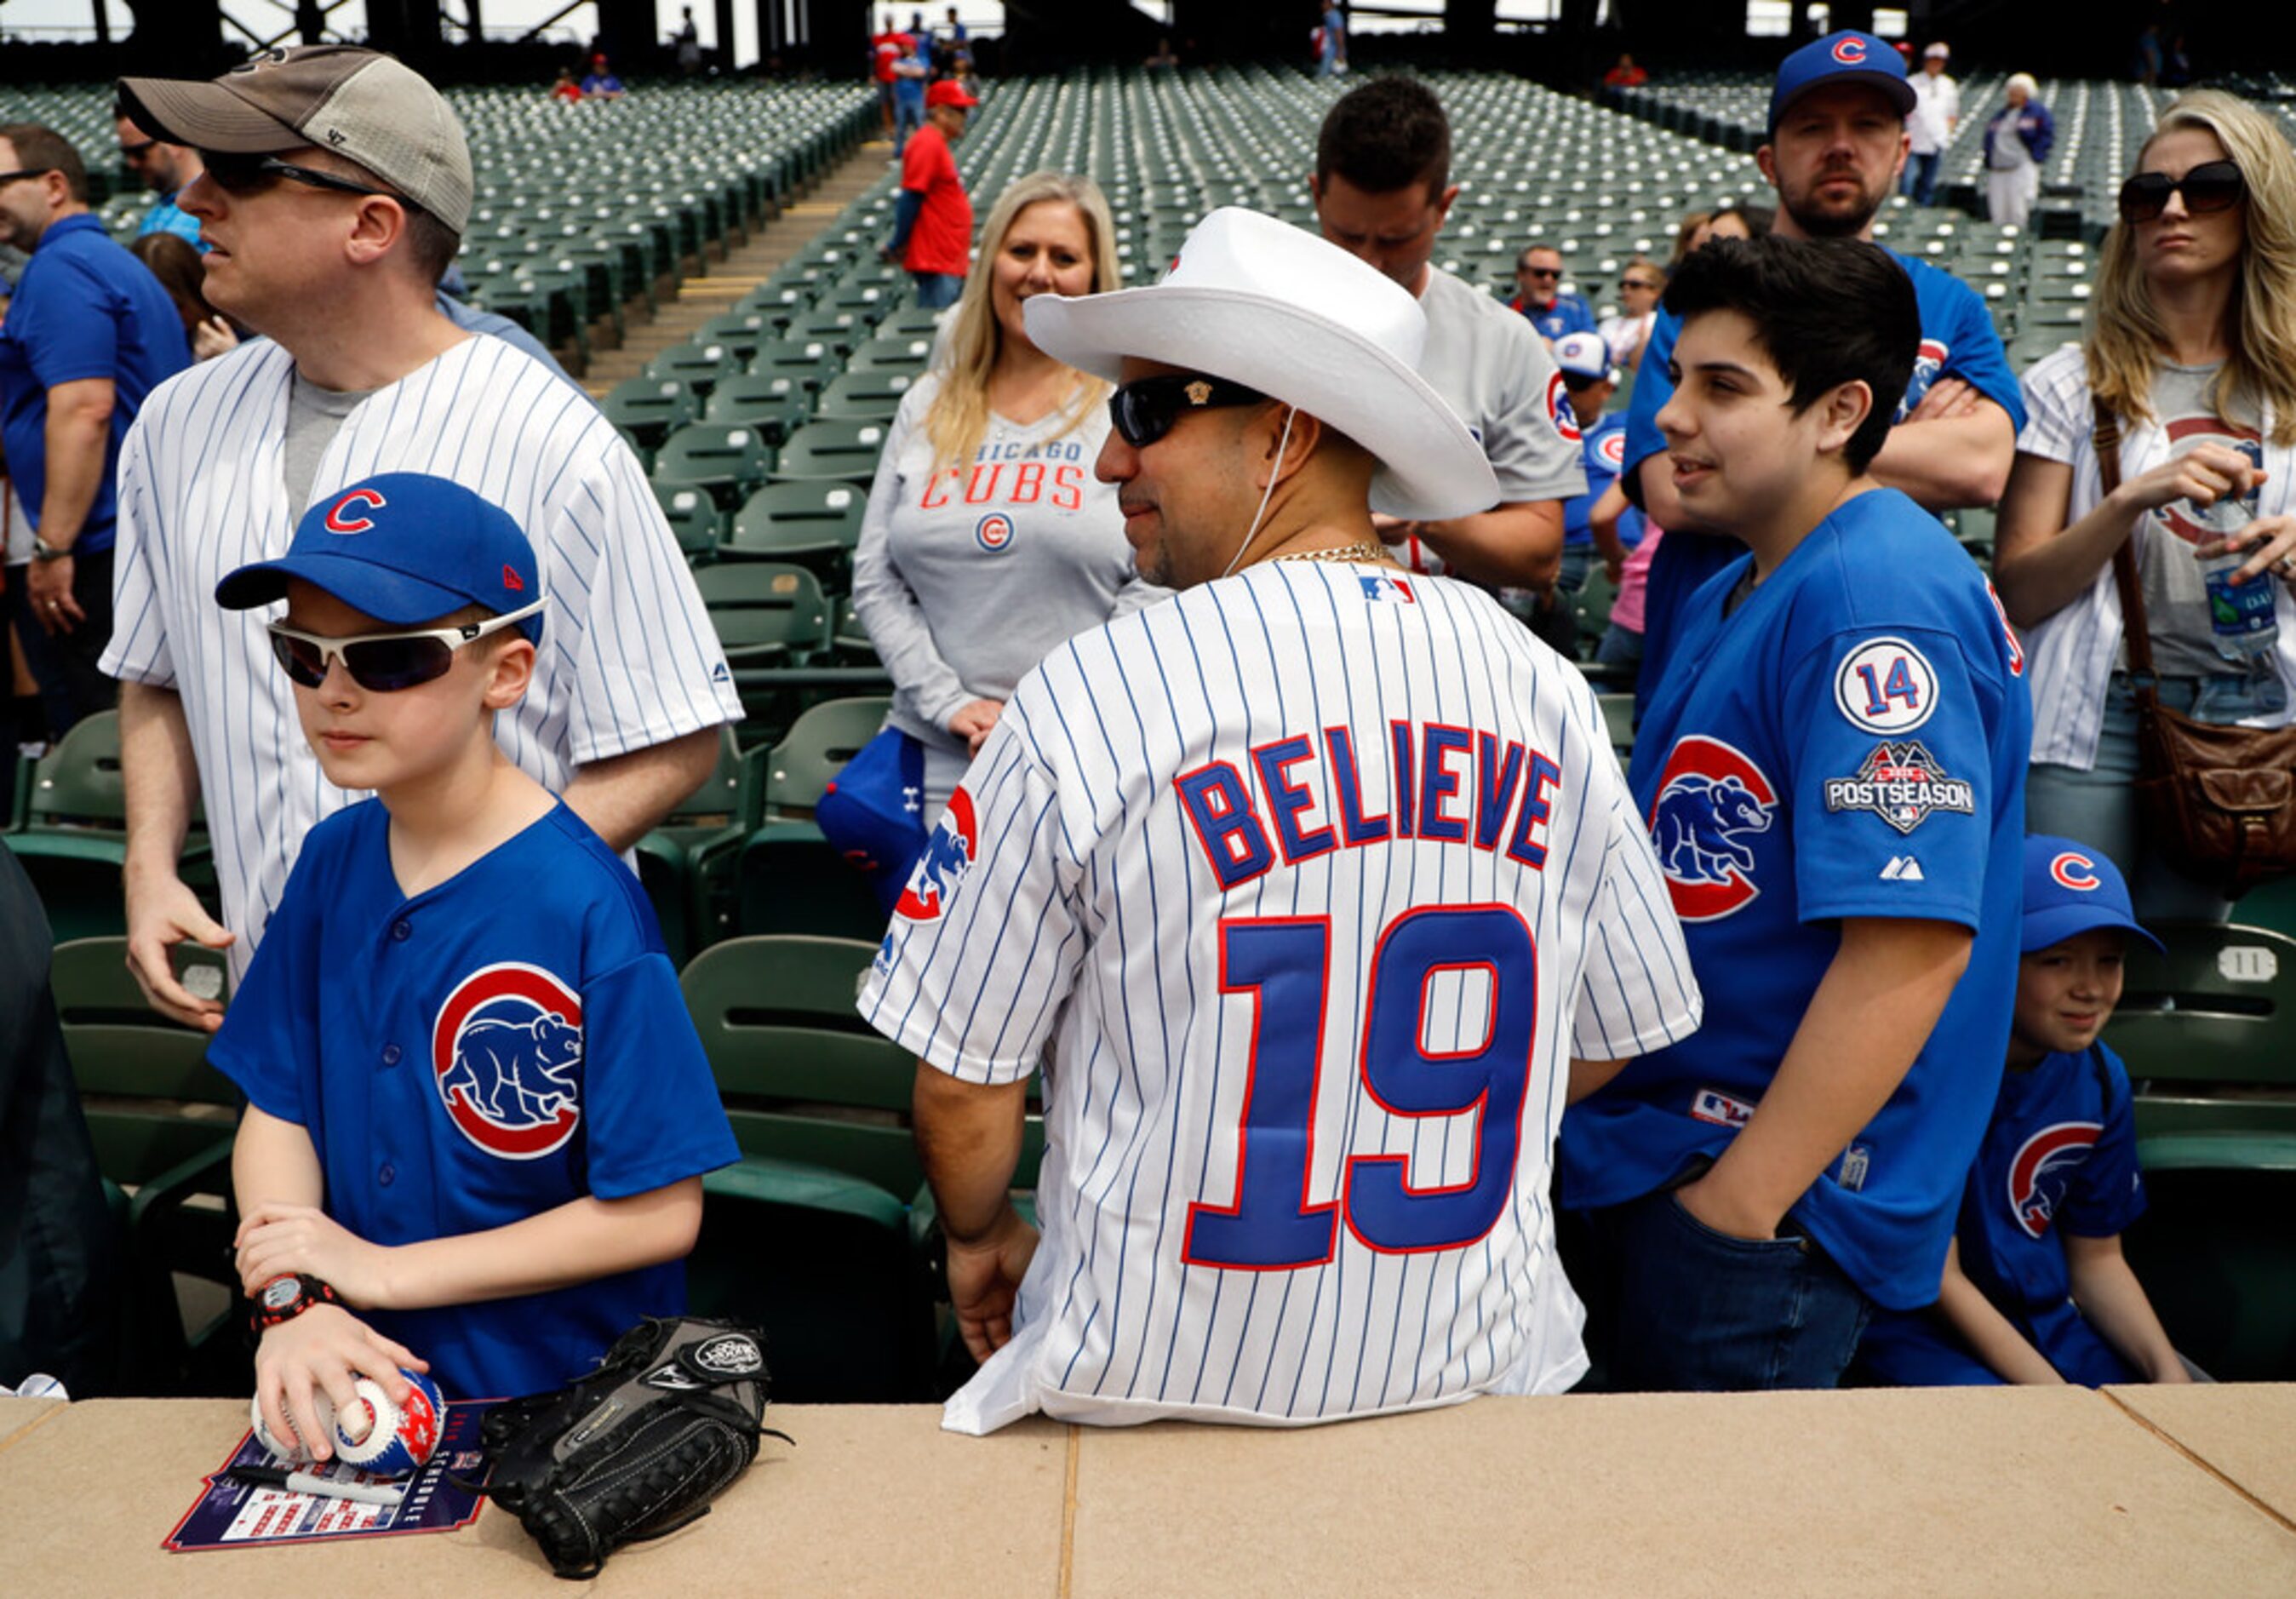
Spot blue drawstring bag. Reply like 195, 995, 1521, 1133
814, 725, 929, 915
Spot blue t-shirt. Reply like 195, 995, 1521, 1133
0, 214, 191, 554
136, 193, 205, 249
1559, 487, 2032, 1310
1856, 1044, 2148, 1386
1621, 249, 2027, 719
1520, 291, 1597, 345
1563, 411, 1644, 550
581, 72, 625, 95
208, 800, 740, 1400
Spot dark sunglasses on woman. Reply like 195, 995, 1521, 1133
267, 599, 547, 692
1108, 373, 1268, 448
2117, 160, 2244, 226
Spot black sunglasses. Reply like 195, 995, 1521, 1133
198, 149, 401, 203
267, 600, 546, 693
1108, 374, 1268, 448
0, 167, 54, 187
1520, 265, 1562, 278
2117, 160, 2244, 225
118, 135, 158, 158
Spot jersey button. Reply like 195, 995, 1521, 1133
391, 919, 412, 942
378, 1164, 396, 1186
381, 1044, 402, 1067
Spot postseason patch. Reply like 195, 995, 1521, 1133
1823, 741, 1975, 834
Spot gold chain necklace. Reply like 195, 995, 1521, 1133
1267, 541, 1395, 566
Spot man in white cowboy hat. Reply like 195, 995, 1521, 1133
859, 206, 1702, 1434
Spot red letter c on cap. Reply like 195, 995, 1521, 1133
1832, 37, 1868, 63
2050, 851, 2100, 891
324, 488, 386, 535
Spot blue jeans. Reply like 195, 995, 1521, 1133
910, 272, 964, 310
1557, 545, 1592, 595
1588, 1184, 1871, 1392
1901, 149, 1943, 205
2024, 671, 2244, 924
892, 95, 923, 152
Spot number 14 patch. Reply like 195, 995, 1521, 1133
1823, 741, 1974, 834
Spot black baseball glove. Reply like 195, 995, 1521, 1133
466, 1315, 790, 1579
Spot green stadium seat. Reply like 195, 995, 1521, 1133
600, 375, 700, 461
694, 562, 832, 665
774, 420, 890, 485
703, 373, 811, 448
652, 481, 725, 562
850, 333, 938, 373
653, 421, 779, 512
2105, 922, 2296, 1092
816, 368, 918, 423
644, 342, 742, 399
724, 481, 867, 587
750, 338, 843, 395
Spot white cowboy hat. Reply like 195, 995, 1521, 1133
1023, 206, 1498, 521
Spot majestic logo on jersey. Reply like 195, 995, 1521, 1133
1822, 741, 1975, 834
894, 786, 979, 921
1545, 370, 1582, 444
2051, 851, 2102, 891
1595, 429, 1629, 472
2007, 1120, 2102, 1237
432, 963, 586, 1160
1833, 637, 1939, 735
1648, 736, 1778, 920
1831, 36, 1869, 63
974, 512, 1015, 553
324, 488, 386, 536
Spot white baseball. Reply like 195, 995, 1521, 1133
249, 1389, 335, 1464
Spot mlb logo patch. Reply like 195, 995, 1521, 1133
1690, 1087, 1754, 1128
1360, 573, 1416, 605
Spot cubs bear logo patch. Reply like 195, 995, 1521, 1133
432, 963, 586, 1160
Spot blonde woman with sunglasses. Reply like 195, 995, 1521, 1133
1994, 91, 2296, 918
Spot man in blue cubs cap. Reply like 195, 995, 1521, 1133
205, 471, 737, 1437
1766, 30, 1915, 140
1852, 836, 2193, 1389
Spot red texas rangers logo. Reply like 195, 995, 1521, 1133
2007, 1120, 2101, 1237
324, 487, 386, 535
895, 786, 979, 921
432, 962, 586, 1159
1648, 736, 1778, 920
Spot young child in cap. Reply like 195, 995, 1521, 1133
209, 473, 738, 1454
1854, 835, 2190, 1386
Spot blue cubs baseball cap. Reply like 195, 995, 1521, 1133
2021, 834, 2164, 956
215, 472, 545, 643
1768, 31, 1916, 137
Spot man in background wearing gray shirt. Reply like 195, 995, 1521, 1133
1311, 77, 1585, 608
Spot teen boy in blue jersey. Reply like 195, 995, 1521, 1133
1854, 838, 2190, 1387
1560, 237, 2031, 1390
208, 473, 738, 1455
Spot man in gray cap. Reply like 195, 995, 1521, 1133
861, 206, 1699, 1434
103, 46, 739, 1028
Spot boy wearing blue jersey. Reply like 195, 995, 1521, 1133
1856, 837, 2190, 1386
208, 473, 738, 1457
1560, 236, 2031, 1390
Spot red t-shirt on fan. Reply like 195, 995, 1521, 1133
901, 123, 972, 278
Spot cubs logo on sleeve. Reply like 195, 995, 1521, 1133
1983, 581, 2025, 678
432, 963, 586, 1159
1646, 736, 1778, 920
1544, 370, 1581, 444
895, 786, 979, 921
1895, 338, 1950, 422
1595, 429, 1628, 473
2007, 1121, 2103, 1237
1833, 637, 1938, 735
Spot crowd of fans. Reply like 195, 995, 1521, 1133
3, 26, 2291, 1418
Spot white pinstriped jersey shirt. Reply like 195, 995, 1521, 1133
861, 561, 1701, 1433
102, 334, 743, 980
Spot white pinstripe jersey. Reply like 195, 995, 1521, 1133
101, 334, 743, 981
860, 561, 1701, 1433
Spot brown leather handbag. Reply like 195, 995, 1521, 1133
2093, 401, 2296, 898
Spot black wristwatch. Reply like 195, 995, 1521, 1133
29, 534, 73, 564
250, 1273, 341, 1334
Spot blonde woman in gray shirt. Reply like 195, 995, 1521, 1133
855, 171, 1164, 813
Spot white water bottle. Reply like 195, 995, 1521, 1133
2191, 440, 2276, 662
